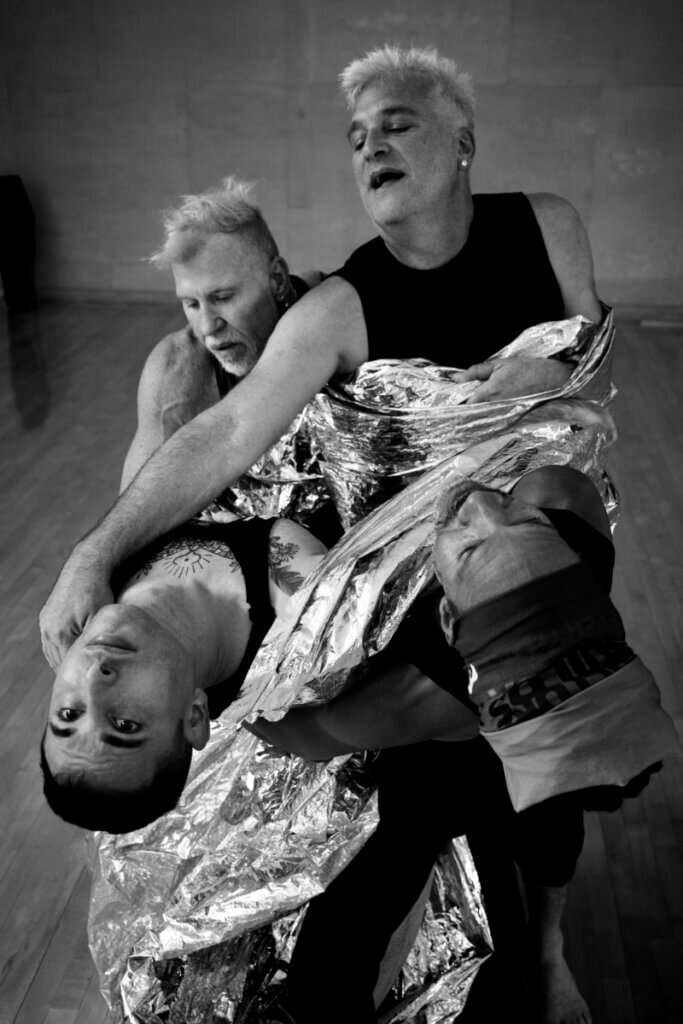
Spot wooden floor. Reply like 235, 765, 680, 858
0, 301, 681, 1024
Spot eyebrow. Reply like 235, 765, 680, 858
347, 105, 419, 140
48, 722, 146, 749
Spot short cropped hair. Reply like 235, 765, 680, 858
149, 176, 279, 268
40, 725, 192, 834
340, 45, 475, 128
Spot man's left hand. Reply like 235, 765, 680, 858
39, 541, 114, 670
460, 356, 573, 404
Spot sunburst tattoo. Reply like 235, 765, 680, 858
134, 538, 240, 579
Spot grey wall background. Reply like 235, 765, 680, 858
1, 0, 682, 308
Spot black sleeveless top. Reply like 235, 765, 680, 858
125, 517, 277, 719
335, 193, 565, 366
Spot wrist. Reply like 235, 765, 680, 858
73, 533, 115, 573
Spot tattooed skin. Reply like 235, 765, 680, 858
268, 536, 305, 596
133, 538, 241, 580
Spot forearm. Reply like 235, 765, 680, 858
245, 707, 358, 760
85, 403, 254, 568
247, 662, 478, 760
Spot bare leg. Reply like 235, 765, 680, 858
525, 881, 591, 1024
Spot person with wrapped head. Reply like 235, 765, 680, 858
252, 466, 679, 1024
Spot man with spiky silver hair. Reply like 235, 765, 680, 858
41, 46, 605, 1022
120, 176, 319, 490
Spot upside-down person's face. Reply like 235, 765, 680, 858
434, 484, 580, 613
43, 604, 204, 791
348, 76, 468, 230
173, 232, 283, 378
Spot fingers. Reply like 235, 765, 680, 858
39, 604, 84, 670
39, 620, 72, 670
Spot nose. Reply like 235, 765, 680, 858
84, 657, 118, 685
362, 127, 389, 160
457, 490, 506, 530
198, 303, 224, 337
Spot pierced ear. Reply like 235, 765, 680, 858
184, 689, 211, 751
458, 127, 475, 163
270, 256, 290, 301
439, 595, 457, 646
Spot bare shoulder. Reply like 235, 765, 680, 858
272, 274, 368, 374
269, 518, 327, 559
527, 193, 602, 321
141, 325, 216, 399
527, 193, 591, 264
145, 325, 208, 376
268, 518, 327, 604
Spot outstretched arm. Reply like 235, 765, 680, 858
39, 279, 367, 669
246, 659, 478, 759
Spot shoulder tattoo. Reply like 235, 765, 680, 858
269, 536, 305, 595
133, 537, 240, 579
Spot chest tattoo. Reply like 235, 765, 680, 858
134, 538, 240, 579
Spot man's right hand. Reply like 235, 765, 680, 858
39, 542, 114, 670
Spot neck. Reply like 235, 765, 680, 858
378, 188, 474, 269
118, 575, 249, 689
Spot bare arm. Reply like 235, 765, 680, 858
246, 660, 478, 760
267, 518, 327, 616
527, 192, 602, 322
459, 194, 603, 403
120, 343, 177, 492
39, 279, 366, 668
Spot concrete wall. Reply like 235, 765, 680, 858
1, 0, 682, 307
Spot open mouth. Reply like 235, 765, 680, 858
369, 169, 404, 191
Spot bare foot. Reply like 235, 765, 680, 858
534, 956, 591, 1024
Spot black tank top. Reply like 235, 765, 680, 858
125, 518, 277, 719
335, 193, 565, 366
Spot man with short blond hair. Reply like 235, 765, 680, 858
121, 176, 317, 490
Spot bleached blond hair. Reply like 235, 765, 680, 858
340, 45, 475, 128
149, 176, 278, 268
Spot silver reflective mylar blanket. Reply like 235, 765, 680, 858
89, 312, 617, 1022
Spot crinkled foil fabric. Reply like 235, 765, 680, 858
203, 407, 330, 523
89, 312, 617, 1022
307, 312, 615, 529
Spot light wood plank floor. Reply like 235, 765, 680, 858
0, 301, 681, 1024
